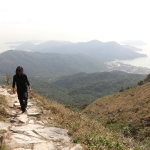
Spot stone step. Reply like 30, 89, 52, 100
27, 107, 41, 116
17, 114, 28, 123
0, 122, 11, 130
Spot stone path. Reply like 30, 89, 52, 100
0, 86, 83, 150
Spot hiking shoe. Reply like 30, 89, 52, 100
22, 109, 26, 113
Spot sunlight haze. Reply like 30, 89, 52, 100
0, 0, 150, 52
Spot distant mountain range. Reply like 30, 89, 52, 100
0, 50, 105, 77
13, 40, 147, 61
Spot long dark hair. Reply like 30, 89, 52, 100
16, 66, 24, 75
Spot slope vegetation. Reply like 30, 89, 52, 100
30, 71, 146, 108
83, 80, 150, 147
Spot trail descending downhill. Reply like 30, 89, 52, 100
0, 86, 83, 150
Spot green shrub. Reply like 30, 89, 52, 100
137, 81, 144, 86
122, 124, 140, 138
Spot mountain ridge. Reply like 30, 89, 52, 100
0, 50, 105, 77
13, 40, 147, 61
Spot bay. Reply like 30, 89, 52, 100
119, 45, 150, 69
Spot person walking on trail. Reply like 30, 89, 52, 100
12, 66, 31, 113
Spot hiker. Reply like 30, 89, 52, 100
12, 66, 31, 113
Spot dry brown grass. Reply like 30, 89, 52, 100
0, 142, 10, 150
82, 82, 150, 149
29, 91, 146, 150
0, 95, 8, 120
0, 87, 10, 150
83, 82, 150, 124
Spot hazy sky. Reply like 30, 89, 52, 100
0, 0, 150, 52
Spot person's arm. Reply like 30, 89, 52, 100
25, 75, 32, 92
28, 84, 32, 92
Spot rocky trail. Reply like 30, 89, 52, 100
0, 86, 83, 150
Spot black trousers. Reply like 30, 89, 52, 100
17, 89, 28, 112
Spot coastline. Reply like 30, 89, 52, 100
119, 44, 150, 69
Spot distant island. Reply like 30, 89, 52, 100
10, 40, 147, 61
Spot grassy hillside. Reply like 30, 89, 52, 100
28, 90, 148, 149
83, 80, 150, 148
0, 50, 105, 77
30, 71, 146, 108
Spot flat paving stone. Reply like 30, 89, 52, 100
11, 124, 44, 133
28, 120, 34, 124
11, 133, 46, 146
17, 114, 28, 123
27, 107, 41, 116
33, 127, 70, 142
0, 122, 11, 130
33, 142, 55, 150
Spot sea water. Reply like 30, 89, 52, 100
119, 45, 150, 69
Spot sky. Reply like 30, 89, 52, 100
0, 0, 150, 52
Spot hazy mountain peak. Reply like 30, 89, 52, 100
13, 40, 147, 61
38, 40, 73, 47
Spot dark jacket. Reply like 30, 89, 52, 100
12, 74, 30, 91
